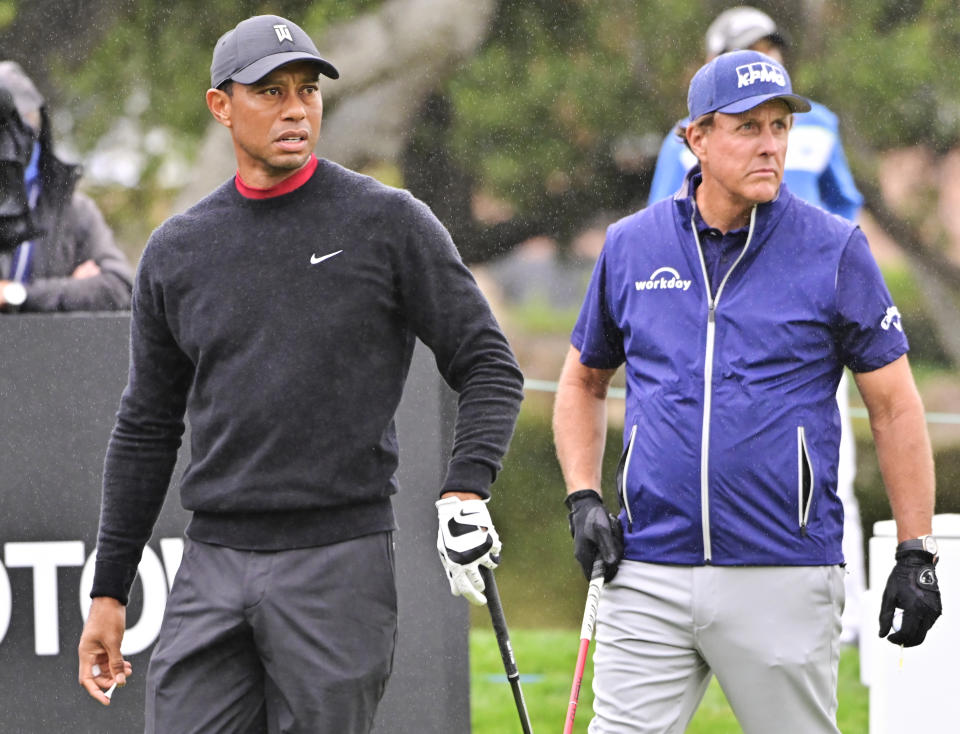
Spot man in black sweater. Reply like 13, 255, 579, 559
77, 14, 524, 732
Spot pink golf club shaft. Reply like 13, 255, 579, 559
563, 561, 605, 734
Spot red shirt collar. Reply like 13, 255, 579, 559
235, 155, 318, 199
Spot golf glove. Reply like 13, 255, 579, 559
436, 496, 502, 606
566, 489, 623, 582
878, 548, 941, 647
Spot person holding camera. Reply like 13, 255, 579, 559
0, 61, 132, 313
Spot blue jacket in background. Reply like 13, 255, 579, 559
647, 101, 863, 221
572, 170, 907, 566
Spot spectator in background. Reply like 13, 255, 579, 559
648, 5, 866, 646
648, 6, 863, 219
0, 61, 132, 313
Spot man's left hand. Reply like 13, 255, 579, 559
878, 549, 942, 647
436, 496, 501, 606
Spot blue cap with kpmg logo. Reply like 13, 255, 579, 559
687, 49, 810, 121
211, 15, 339, 88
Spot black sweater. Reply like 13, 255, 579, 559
93, 159, 523, 603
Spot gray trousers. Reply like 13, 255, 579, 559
145, 532, 397, 734
589, 561, 844, 734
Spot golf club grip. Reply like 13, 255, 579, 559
480, 566, 518, 675
580, 560, 605, 639
480, 565, 535, 734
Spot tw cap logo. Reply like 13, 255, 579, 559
210, 14, 340, 88
736, 61, 786, 89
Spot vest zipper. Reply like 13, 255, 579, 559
691, 204, 758, 563
797, 425, 815, 535
615, 424, 638, 532
700, 305, 716, 561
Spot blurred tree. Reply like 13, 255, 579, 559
401, 92, 548, 263
0, 0, 383, 256
425, 0, 959, 247
430, 0, 710, 255
0, 0, 125, 101
792, 0, 960, 365
172, 0, 497, 211
408, 0, 960, 363
5, 0, 960, 362
43, 1, 381, 149
795, 0, 960, 152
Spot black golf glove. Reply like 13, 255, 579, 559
565, 489, 624, 582
878, 548, 942, 647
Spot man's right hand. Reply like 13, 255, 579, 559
565, 489, 624, 582
78, 596, 131, 705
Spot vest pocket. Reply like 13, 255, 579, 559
797, 426, 815, 535
616, 424, 638, 532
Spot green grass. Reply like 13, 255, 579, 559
471, 629, 867, 733
508, 296, 583, 335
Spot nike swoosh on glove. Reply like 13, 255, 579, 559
436, 496, 502, 605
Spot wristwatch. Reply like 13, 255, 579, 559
897, 535, 938, 561
2, 281, 26, 308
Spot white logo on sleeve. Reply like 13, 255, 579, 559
274, 24, 294, 43
635, 266, 692, 292
736, 62, 786, 88
310, 250, 343, 265
880, 306, 903, 332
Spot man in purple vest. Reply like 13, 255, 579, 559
555, 49, 940, 733
648, 8, 867, 644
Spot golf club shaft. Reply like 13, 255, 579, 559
563, 559, 605, 734
480, 565, 534, 734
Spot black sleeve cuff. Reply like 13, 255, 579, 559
440, 460, 495, 499
564, 488, 602, 510
90, 560, 137, 606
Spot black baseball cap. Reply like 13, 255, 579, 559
210, 15, 339, 89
